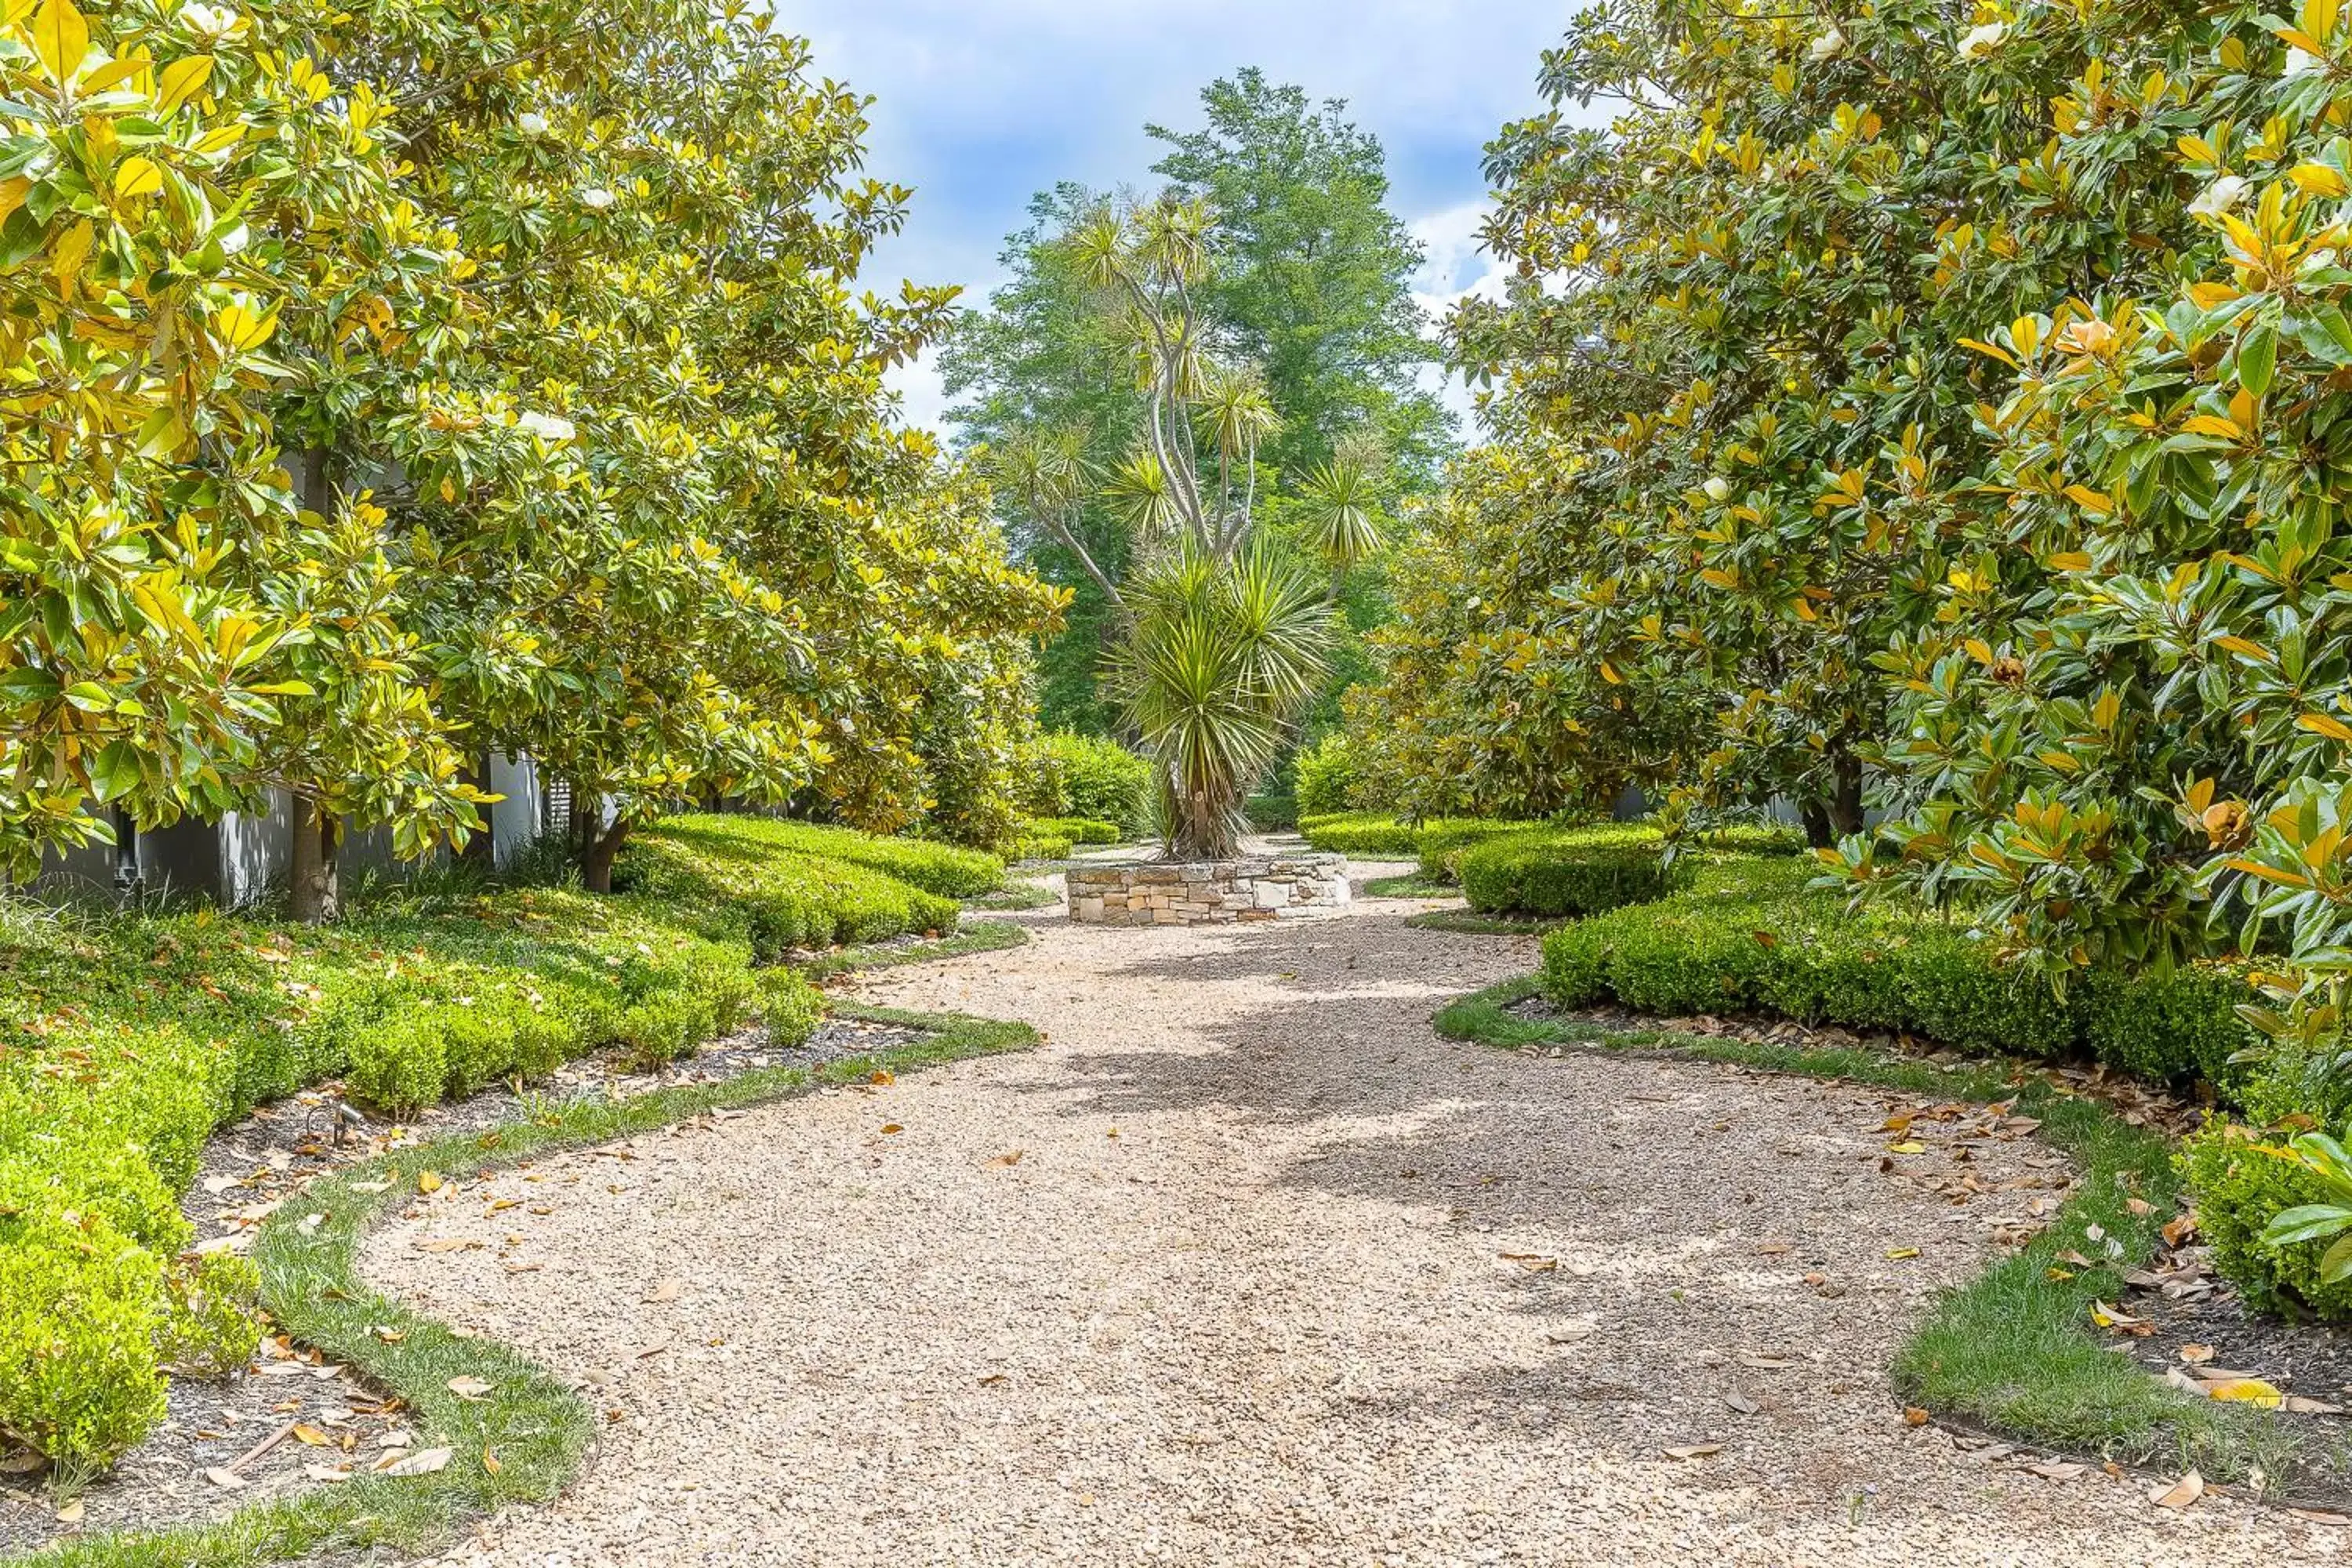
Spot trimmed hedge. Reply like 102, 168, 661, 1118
1301, 811, 1536, 862
1540, 858, 2259, 1080
1025, 815, 1123, 845
1, 818, 957, 1479
633, 815, 1003, 898
1456, 825, 1684, 917
1025, 732, 1152, 834
615, 818, 967, 958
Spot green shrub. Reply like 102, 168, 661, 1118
1294, 733, 1360, 817
2181, 1120, 2352, 1319
1025, 816, 1123, 845
1025, 732, 1151, 833
636, 815, 1002, 898
157, 1254, 264, 1380
1245, 791, 1299, 831
1011, 827, 1075, 862
618, 822, 962, 957
1417, 819, 1542, 881
0, 1210, 171, 1483
755, 969, 825, 1047
1300, 811, 1426, 856
1539, 857, 2263, 1078
1457, 824, 1686, 917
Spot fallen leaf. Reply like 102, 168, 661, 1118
2286, 1396, 2347, 1415
292, 1424, 331, 1447
2149, 1470, 2204, 1510
1879, 1114, 1914, 1134
1499, 1253, 1559, 1272
2162, 1214, 2199, 1249
1904, 1406, 1929, 1427
201, 1175, 240, 1195
1886, 1247, 1921, 1261
374, 1327, 406, 1344
985, 1150, 1025, 1167
1723, 1390, 1760, 1414
482, 1446, 501, 1475
2201, 1377, 2284, 1408
2089, 1300, 2149, 1335
2025, 1460, 2086, 1481
2126, 1197, 2154, 1217
2180, 1344, 2215, 1365
1661, 1443, 1723, 1460
880, 1123, 903, 1135
204, 1467, 249, 1490
2288, 1508, 2352, 1526
349, 1179, 390, 1194
418, 1171, 444, 1195
1754, 1241, 1791, 1255
1738, 1354, 1795, 1370
978, 1373, 1007, 1387
1886, 1142, 1928, 1156
53, 1499, 82, 1523
1544, 1323, 1596, 1345
445, 1376, 493, 1401
644, 1279, 682, 1304
381, 1446, 453, 1478
412, 1238, 477, 1254
302, 1463, 352, 1483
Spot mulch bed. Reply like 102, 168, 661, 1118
0, 1013, 924, 1553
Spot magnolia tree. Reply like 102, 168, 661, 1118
993, 196, 1385, 858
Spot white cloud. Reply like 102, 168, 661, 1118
885, 348, 950, 433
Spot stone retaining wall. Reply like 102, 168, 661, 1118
1068, 853, 1352, 927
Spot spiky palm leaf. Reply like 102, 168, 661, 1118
1297, 454, 1386, 574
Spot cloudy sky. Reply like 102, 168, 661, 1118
771, 1, 1581, 431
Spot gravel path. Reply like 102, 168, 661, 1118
369, 862, 2334, 1566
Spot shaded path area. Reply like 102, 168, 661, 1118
368, 865, 2328, 1565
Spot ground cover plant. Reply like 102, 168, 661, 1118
0, 822, 988, 1483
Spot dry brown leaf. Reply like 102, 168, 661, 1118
203, 1467, 249, 1490
985, 1150, 1025, 1167
302, 1463, 352, 1483
1499, 1253, 1559, 1272
1544, 1323, 1596, 1345
1903, 1406, 1929, 1427
381, 1446, 453, 1478
2179, 1344, 2215, 1365
1661, 1443, 1723, 1460
644, 1279, 682, 1304
291, 1424, 331, 1447
2149, 1470, 2205, 1510
880, 1123, 903, 1135
2288, 1508, 2352, 1526
2025, 1461, 2085, 1480
2286, 1396, 2347, 1415
870, 1069, 895, 1086
2161, 1213, 2199, 1249
412, 1238, 477, 1254
1753, 1241, 1791, 1255
1724, 1390, 1760, 1414
2089, 1300, 2150, 1335
53, 1499, 83, 1523
445, 1375, 493, 1401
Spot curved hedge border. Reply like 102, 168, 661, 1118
27, 1000, 1036, 1568
1456, 826, 1686, 918
1432, 976, 2296, 1487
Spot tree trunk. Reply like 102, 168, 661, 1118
288, 794, 340, 924
580, 820, 630, 895
1798, 800, 1835, 851
1828, 750, 1867, 837
457, 757, 493, 866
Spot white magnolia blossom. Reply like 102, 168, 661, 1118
1702, 477, 1733, 503
517, 411, 576, 443
518, 111, 550, 137
180, 2, 242, 36
2288, 45, 2325, 74
578, 187, 617, 210
1808, 25, 1846, 60
2188, 175, 2249, 219
1956, 21, 2009, 60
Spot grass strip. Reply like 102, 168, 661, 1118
964, 883, 1061, 913
21, 1002, 1035, 1568
1404, 909, 1570, 935
797, 920, 1030, 978
1433, 975, 2297, 1484
1362, 873, 1455, 900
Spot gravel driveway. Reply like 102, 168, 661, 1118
370, 865, 2332, 1566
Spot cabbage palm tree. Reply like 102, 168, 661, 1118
989, 194, 1355, 858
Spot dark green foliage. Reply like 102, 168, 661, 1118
1298, 811, 1424, 856
615, 820, 965, 960
1456, 825, 1686, 917
1022, 732, 1152, 834
2182, 1123, 2352, 1320
1540, 858, 2264, 1081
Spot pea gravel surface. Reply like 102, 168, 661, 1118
371, 857, 2334, 1566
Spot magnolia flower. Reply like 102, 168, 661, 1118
180, 2, 242, 36
1956, 20, 2009, 60
577, 187, 616, 210
2188, 175, 2249, 219
2288, 45, 2325, 74
1808, 25, 1846, 60
1641, 165, 1664, 187
517, 111, 550, 137
1702, 477, 1733, 503
517, 410, 575, 443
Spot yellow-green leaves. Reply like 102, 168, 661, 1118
28, 0, 86, 86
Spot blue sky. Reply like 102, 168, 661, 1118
771, 1, 1581, 430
